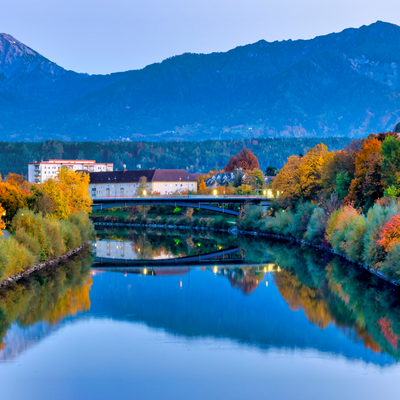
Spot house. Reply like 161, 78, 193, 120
28, 159, 113, 184
88, 169, 198, 198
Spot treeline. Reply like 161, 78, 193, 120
0, 137, 352, 178
239, 132, 400, 281
0, 169, 94, 283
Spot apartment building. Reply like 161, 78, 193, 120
28, 159, 113, 183
88, 169, 198, 198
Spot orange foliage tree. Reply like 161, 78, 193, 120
377, 214, 400, 252
345, 138, 383, 208
224, 149, 259, 172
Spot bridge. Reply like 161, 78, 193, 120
92, 195, 273, 216
94, 246, 242, 267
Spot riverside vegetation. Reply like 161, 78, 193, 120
237, 132, 400, 282
0, 169, 94, 284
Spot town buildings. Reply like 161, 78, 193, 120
88, 169, 198, 198
28, 159, 113, 184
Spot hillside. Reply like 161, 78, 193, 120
1, 21, 400, 141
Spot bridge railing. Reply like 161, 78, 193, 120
91, 194, 278, 200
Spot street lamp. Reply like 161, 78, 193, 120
213, 189, 217, 196
143, 190, 147, 196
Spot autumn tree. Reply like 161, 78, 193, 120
58, 168, 92, 214
135, 176, 149, 195
0, 182, 29, 219
272, 143, 331, 207
345, 138, 383, 209
40, 168, 92, 219
198, 180, 207, 193
224, 149, 260, 172
6, 173, 30, 193
377, 214, 400, 252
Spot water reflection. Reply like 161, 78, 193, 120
1, 228, 400, 369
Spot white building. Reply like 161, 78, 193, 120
88, 169, 198, 198
28, 159, 113, 184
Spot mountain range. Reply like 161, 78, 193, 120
1, 21, 400, 142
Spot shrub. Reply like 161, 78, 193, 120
328, 205, 366, 262
363, 201, 399, 267
0, 237, 35, 282
379, 242, 400, 281
286, 202, 316, 239
304, 207, 327, 244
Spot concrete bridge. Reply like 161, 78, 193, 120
92, 195, 273, 216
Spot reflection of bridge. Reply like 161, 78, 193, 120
92, 195, 272, 216
94, 246, 243, 267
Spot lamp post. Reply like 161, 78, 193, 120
187, 176, 189, 197
114, 176, 117, 197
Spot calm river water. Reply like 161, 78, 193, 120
1, 227, 400, 399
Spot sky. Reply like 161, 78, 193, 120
1, 0, 399, 75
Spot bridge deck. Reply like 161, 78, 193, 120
92, 195, 273, 215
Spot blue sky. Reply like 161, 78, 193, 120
1, 0, 398, 74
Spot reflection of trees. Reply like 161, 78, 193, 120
266, 241, 400, 358
225, 268, 264, 295
0, 250, 93, 351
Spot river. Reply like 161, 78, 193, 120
1, 227, 400, 399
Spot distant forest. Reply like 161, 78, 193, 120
0, 137, 353, 178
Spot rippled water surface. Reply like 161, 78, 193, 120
1, 228, 400, 400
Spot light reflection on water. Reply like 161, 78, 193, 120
1, 229, 400, 399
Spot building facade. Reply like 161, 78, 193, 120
28, 160, 113, 184
88, 169, 198, 198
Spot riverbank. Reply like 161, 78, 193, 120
0, 244, 89, 288
92, 216, 399, 287
0, 210, 94, 286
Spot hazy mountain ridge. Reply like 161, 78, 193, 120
1, 21, 400, 141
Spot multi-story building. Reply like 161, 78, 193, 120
88, 169, 198, 198
28, 160, 113, 184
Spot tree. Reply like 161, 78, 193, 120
135, 176, 149, 195
0, 182, 29, 219
265, 166, 278, 176
272, 143, 331, 207
41, 179, 70, 220
250, 169, 264, 186
198, 180, 207, 193
224, 149, 260, 172
34, 193, 56, 216
377, 214, 400, 252
345, 138, 383, 209
234, 184, 253, 195
381, 135, 400, 188
57, 168, 92, 215
6, 173, 30, 192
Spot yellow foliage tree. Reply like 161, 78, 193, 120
41, 169, 92, 220
57, 168, 92, 215
41, 179, 70, 220
273, 143, 332, 206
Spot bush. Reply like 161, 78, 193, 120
328, 206, 366, 262
363, 201, 399, 267
286, 202, 316, 239
0, 237, 35, 282
1, 210, 94, 283
304, 207, 327, 244
379, 242, 400, 281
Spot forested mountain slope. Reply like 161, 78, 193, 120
1, 21, 400, 141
